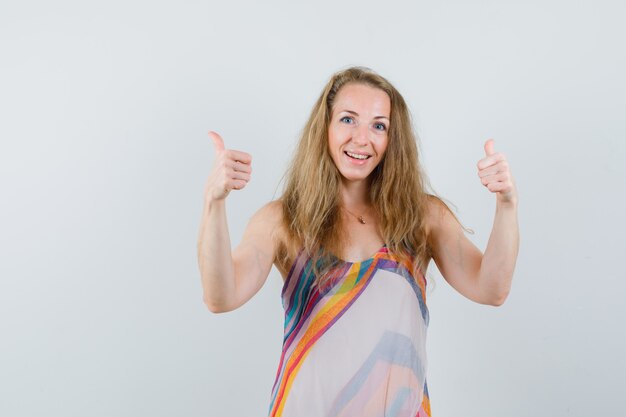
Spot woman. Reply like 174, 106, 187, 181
198, 67, 519, 417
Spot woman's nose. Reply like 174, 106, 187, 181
351, 125, 369, 145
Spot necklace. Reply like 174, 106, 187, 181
342, 206, 367, 224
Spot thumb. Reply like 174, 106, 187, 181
208, 131, 225, 153
484, 138, 495, 156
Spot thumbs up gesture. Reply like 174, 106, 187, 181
204, 131, 252, 201
477, 139, 517, 204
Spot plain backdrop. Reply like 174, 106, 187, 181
1, 0, 625, 416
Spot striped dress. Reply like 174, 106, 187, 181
268, 244, 431, 417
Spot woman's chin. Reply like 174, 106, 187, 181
338, 171, 374, 184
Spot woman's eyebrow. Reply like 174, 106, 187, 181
339, 109, 390, 120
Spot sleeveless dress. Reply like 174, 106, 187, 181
268, 244, 431, 417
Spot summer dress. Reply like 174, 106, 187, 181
268, 244, 431, 417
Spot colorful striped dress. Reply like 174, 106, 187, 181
268, 244, 431, 417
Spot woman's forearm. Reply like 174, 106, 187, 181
197, 198, 236, 312
478, 199, 519, 305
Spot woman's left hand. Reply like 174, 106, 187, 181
477, 139, 517, 204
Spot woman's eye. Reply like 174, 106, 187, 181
340, 116, 354, 124
374, 123, 387, 131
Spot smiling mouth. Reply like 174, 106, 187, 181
344, 151, 371, 160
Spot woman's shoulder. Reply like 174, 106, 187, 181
423, 193, 450, 215
423, 194, 443, 229
251, 200, 293, 277
250, 200, 286, 241
422, 194, 460, 237
254, 199, 284, 221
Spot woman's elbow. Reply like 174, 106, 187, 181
488, 290, 510, 307
203, 295, 236, 314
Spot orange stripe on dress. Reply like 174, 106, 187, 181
270, 260, 378, 416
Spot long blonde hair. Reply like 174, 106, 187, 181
278, 66, 459, 286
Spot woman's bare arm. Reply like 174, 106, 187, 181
427, 139, 519, 306
197, 131, 281, 313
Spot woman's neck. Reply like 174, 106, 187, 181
339, 178, 372, 210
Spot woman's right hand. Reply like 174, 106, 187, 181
205, 131, 252, 201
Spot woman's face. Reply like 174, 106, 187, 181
328, 83, 390, 184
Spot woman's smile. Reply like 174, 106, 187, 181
344, 150, 371, 162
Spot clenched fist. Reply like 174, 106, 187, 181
477, 139, 517, 204
204, 131, 252, 201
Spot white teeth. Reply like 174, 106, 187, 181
346, 151, 369, 160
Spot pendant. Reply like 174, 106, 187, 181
357, 216, 366, 224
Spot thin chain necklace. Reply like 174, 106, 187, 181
341, 206, 367, 225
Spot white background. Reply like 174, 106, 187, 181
1, 1, 624, 416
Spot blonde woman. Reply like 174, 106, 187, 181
198, 67, 519, 417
